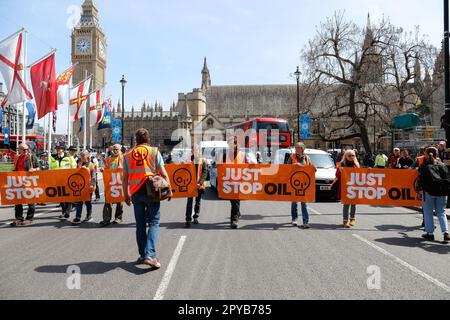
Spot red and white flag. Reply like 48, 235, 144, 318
56, 64, 76, 106
30, 51, 57, 120
0, 29, 33, 107
89, 89, 104, 127
69, 77, 91, 121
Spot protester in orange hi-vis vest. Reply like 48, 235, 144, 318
99, 144, 124, 226
10, 143, 39, 227
332, 149, 360, 228
72, 150, 97, 225
122, 128, 172, 270
287, 142, 316, 229
224, 136, 256, 229
184, 144, 208, 228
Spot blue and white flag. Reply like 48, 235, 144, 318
98, 102, 112, 130
4, 127, 9, 144
0, 108, 3, 133
26, 102, 36, 130
111, 118, 122, 144
300, 113, 311, 140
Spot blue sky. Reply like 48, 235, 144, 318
0, 0, 444, 133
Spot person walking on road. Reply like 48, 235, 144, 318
123, 128, 172, 270
10, 143, 39, 227
224, 136, 256, 229
416, 147, 449, 243
287, 142, 315, 229
72, 151, 96, 225
50, 143, 77, 219
185, 144, 208, 228
332, 149, 360, 228
100, 144, 124, 226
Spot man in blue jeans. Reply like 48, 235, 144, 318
123, 128, 172, 270
287, 142, 315, 229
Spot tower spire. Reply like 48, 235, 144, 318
201, 57, 211, 90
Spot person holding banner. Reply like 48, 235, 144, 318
287, 142, 314, 229
100, 144, 124, 226
388, 148, 401, 169
417, 147, 450, 242
72, 151, 97, 224
10, 144, 39, 227
184, 144, 208, 228
50, 143, 77, 219
334, 149, 360, 228
224, 136, 256, 229
123, 128, 172, 270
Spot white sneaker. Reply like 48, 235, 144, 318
292, 219, 299, 226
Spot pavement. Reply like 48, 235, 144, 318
0, 184, 449, 300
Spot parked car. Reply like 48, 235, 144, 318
275, 148, 337, 200
209, 148, 258, 190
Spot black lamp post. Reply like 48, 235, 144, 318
120, 75, 127, 145
294, 66, 301, 142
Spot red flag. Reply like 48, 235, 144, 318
30, 52, 57, 119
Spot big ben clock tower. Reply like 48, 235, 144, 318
71, 0, 107, 146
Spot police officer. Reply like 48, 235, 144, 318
50, 143, 77, 219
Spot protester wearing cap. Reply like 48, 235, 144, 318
10, 143, 39, 227
50, 143, 77, 219
388, 147, 401, 169
68, 146, 79, 163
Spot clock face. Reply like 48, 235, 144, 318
99, 41, 106, 59
77, 38, 91, 53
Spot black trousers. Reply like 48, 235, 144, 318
103, 203, 124, 222
95, 182, 100, 199
60, 203, 72, 215
15, 204, 35, 221
230, 200, 241, 222
185, 190, 204, 222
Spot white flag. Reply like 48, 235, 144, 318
69, 77, 91, 121
89, 88, 104, 127
0, 30, 33, 106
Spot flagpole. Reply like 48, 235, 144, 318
22, 31, 28, 144
15, 105, 19, 155
48, 112, 53, 160
83, 70, 88, 150
43, 113, 47, 151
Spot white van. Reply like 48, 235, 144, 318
275, 148, 337, 199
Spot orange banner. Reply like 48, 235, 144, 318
0, 168, 92, 205
217, 164, 316, 202
103, 163, 198, 202
340, 168, 421, 206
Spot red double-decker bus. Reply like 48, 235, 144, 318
227, 118, 292, 150
0, 135, 45, 161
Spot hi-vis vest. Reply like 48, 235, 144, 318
50, 154, 76, 170
416, 155, 425, 167
126, 145, 159, 196
197, 160, 207, 191
290, 154, 311, 166
106, 155, 123, 169
226, 151, 246, 164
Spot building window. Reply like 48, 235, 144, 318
207, 119, 214, 129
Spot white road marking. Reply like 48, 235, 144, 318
308, 207, 322, 215
398, 207, 419, 213
352, 234, 450, 293
153, 235, 187, 300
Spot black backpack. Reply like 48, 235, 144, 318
420, 163, 450, 197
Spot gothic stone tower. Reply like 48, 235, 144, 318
71, 0, 107, 147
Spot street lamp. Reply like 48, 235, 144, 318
120, 75, 127, 145
294, 66, 301, 142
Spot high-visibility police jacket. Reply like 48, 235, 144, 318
125, 145, 159, 196
49, 152, 76, 170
